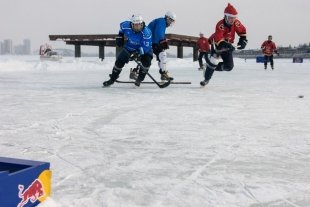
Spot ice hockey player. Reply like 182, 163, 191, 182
200, 3, 248, 86
103, 14, 153, 87
196, 32, 210, 70
146, 11, 176, 81
261, 35, 279, 70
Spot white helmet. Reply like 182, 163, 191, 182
131, 14, 144, 32
131, 14, 143, 24
165, 11, 176, 21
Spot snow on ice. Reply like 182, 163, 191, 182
0, 56, 310, 206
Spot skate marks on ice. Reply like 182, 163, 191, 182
152, 132, 259, 207
1, 57, 310, 206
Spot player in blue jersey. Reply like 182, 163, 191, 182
144, 11, 176, 81
103, 14, 153, 87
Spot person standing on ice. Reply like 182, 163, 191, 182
200, 3, 248, 86
261, 35, 279, 70
103, 14, 153, 87
146, 11, 176, 81
196, 32, 210, 70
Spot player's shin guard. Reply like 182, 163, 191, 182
110, 66, 121, 80
203, 54, 219, 82
103, 66, 121, 87
135, 66, 149, 87
158, 51, 167, 71
205, 54, 219, 70
204, 67, 215, 82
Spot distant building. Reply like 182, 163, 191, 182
13, 39, 32, 55
0, 42, 3, 54
3, 39, 13, 54
14, 45, 26, 55
0, 39, 31, 55
23, 39, 31, 54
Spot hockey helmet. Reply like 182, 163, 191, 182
165, 11, 176, 26
131, 14, 144, 32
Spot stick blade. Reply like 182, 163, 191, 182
159, 80, 171, 88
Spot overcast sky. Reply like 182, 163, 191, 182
1, 0, 309, 52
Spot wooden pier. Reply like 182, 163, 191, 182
49, 33, 199, 61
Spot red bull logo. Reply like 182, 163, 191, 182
18, 179, 45, 207
17, 170, 51, 207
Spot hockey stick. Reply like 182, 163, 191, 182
213, 41, 236, 54
115, 80, 191, 84
214, 47, 235, 54
132, 58, 171, 88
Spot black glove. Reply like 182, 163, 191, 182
218, 41, 235, 51
275, 50, 280, 56
237, 36, 248, 50
115, 33, 124, 47
152, 44, 161, 53
159, 39, 169, 50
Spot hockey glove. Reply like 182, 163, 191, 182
237, 36, 248, 50
151, 44, 160, 54
159, 39, 169, 50
129, 51, 140, 61
275, 50, 280, 56
218, 41, 235, 52
115, 33, 125, 47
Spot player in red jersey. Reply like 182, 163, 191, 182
196, 32, 210, 70
201, 3, 248, 86
261, 35, 279, 70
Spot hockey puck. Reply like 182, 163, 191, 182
298, 95, 304, 98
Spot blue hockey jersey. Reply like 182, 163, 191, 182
147, 17, 167, 44
119, 21, 152, 55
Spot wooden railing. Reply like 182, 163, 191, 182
49, 33, 199, 60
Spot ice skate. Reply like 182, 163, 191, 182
129, 68, 139, 80
161, 71, 174, 81
103, 79, 115, 87
200, 80, 209, 87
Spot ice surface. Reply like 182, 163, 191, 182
0, 56, 309, 207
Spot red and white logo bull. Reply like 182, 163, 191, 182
17, 179, 45, 207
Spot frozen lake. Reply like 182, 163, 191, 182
0, 56, 309, 207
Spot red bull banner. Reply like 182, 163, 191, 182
0, 157, 51, 207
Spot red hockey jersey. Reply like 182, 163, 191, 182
210, 19, 246, 45
261, 40, 277, 56
196, 37, 210, 52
